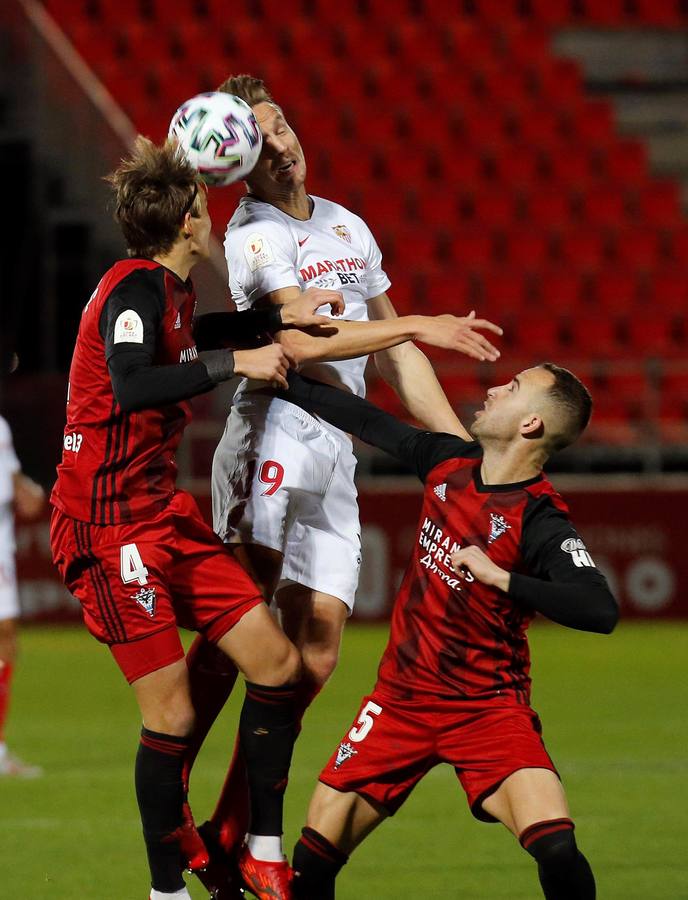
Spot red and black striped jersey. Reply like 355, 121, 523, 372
376, 446, 577, 704
51, 259, 201, 524
281, 373, 617, 704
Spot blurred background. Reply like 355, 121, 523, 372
2, 0, 688, 621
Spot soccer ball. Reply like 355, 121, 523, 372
168, 92, 263, 186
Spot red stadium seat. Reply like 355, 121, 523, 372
611, 228, 664, 271
421, 270, 473, 312
667, 225, 688, 262
503, 230, 552, 270
431, 149, 485, 186
525, 190, 575, 229
602, 140, 649, 184
569, 317, 625, 358
381, 152, 432, 183
502, 26, 550, 69
511, 314, 566, 356
513, 109, 564, 149
534, 59, 584, 108
447, 229, 496, 271
627, 316, 683, 358
490, 146, 542, 188
319, 152, 376, 184
350, 188, 410, 228
577, 0, 631, 24
467, 189, 520, 228
543, 149, 598, 190
652, 270, 688, 314
412, 189, 462, 227
592, 270, 640, 313
568, 100, 615, 147
464, 111, 508, 149
537, 269, 587, 313
634, 0, 685, 25
387, 226, 441, 267
524, 0, 573, 26
558, 229, 609, 270
581, 185, 628, 227
636, 181, 683, 227
480, 270, 533, 311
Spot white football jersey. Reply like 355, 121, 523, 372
225, 194, 391, 398
0, 416, 20, 555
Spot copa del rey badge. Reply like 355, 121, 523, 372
332, 224, 352, 243
132, 586, 157, 617
244, 232, 275, 272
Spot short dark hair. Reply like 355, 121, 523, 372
540, 362, 593, 451
217, 74, 275, 108
105, 136, 201, 258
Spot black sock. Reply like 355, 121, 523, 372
292, 827, 348, 900
239, 682, 297, 836
135, 727, 189, 892
521, 818, 596, 900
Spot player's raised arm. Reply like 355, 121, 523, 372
450, 500, 619, 635
282, 373, 474, 480
262, 286, 501, 368
370, 294, 491, 435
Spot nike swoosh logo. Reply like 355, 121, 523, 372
298, 236, 310, 247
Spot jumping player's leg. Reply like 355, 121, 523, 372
130, 655, 207, 897
186, 543, 285, 855
481, 768, 596, 899
292, 783, 387, 899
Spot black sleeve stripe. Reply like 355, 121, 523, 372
99, 267, 166, 346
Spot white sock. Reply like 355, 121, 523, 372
246, 833, 284, 862
149, 888, 191, 900
0, 742, 7, 760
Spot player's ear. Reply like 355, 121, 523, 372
521, 414, 544, 440
181, 212, 192, 240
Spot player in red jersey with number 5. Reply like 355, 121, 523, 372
280, 365, 618, 899
49, 137, 347, 900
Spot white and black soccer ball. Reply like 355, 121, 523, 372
168, 92, 262, 186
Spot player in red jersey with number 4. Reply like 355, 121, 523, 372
280, 365, 618, 899
49, 137, 347, 900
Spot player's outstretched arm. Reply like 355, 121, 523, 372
254, 287, 502, 368
282, 373, 472, 480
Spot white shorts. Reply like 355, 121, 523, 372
212, 395, 361, 611
0, 554, 19, 621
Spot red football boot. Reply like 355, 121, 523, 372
161, 801, 210, 872
192, 821, 245, 900
238, 846, 292, 900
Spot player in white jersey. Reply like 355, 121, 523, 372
0, 415, 44, 777
184, 75, 502, 894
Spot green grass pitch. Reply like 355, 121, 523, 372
2, 621, 687, 899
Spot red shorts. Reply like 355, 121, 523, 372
320, 690, 557, 822
50, 490, 264, 683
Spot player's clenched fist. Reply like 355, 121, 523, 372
414, 310, 503, 361
233, 344, 293, 389
280, 286, 345, 328
450, 545, 510, 592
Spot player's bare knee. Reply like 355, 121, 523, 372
260, 638, 301, 687
303, 647, 339, 689
146, 700, 196, 738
